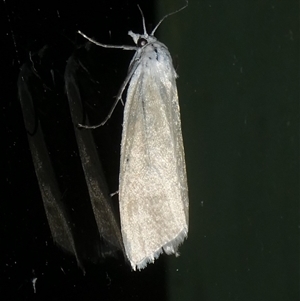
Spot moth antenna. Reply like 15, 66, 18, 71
137, 5, 147, 35
151, 1, 188, 35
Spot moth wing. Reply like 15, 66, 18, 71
119, 54, 188, 270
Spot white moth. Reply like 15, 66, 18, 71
78, 2, 189, 270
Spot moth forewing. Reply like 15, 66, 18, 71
119, 38, 188, 270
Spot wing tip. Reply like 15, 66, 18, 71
130, 227, 188, 271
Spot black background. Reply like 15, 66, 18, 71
2, 0, 299, 300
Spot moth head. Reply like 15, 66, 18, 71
128, 31, 143, 45
129, 2, 187, 48
128, 31, 157, 48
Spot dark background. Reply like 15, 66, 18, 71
2, 0, 299, 300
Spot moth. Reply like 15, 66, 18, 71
79, 2, 189, 270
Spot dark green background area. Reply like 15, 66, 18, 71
3, 0, 298, 300
158, 1, 298, 300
